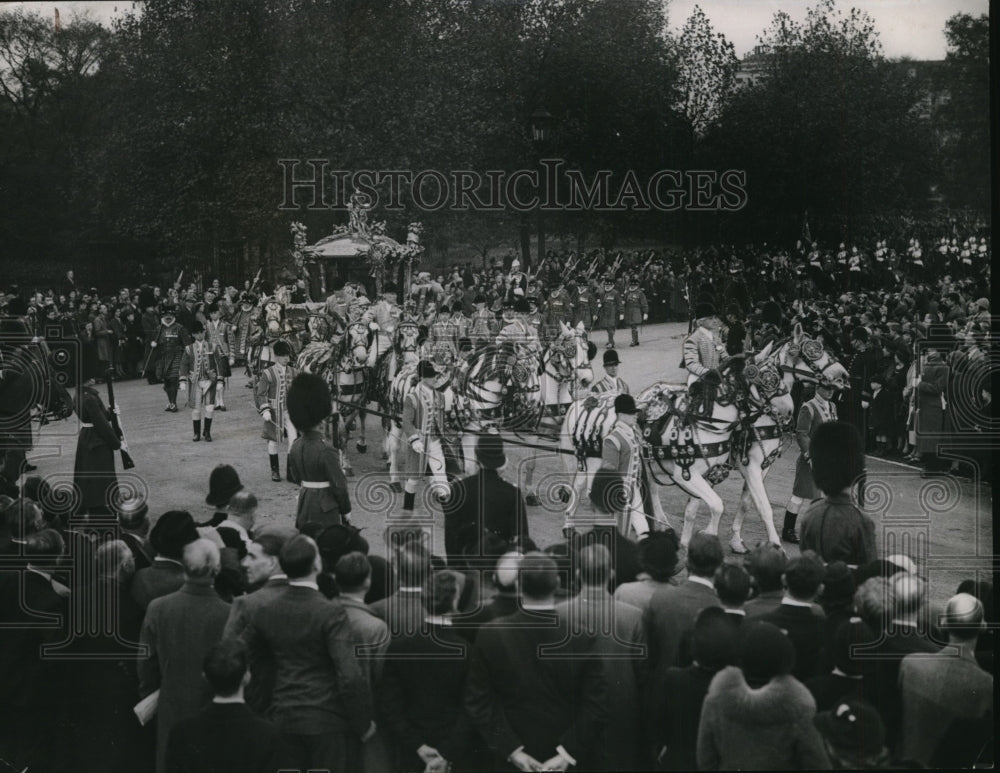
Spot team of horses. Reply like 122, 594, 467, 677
294, 312, 850, 547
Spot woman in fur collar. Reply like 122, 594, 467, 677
697, 621, 832, 770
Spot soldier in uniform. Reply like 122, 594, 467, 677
571, 280, 596, 330
623, 277, 649, 347
596, 276, 622, 349
591, 393, 650, 540
204, 303, 233, 411
152, 302, 190, 412
468, 294, 496, 347
139, 287, 160, 384
286, 372, 352, 531
783, 377, 837, 545
254, 340, 298, 483
543, 282, 574, 340
400, 359, 452, 513
228, 292, 258, 376
73, 383, 122, 515
179, 321, 220, 443
591, 349, 629, 395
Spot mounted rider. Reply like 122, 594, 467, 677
468, 294, 497, 347
683, 301, 728, 416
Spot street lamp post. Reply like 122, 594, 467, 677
529, 108, 554, 275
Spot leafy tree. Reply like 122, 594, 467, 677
939, 12, 989, 209
673, 5, 737, 140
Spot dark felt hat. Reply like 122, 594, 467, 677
191, 320, 205, 334
287, 372, 332, 431
476, 430, 506, 469
761, 300, 783, 326
205, 464, 243, 507
473, 294, 486, 304
850, 326, 869, 343
149, 510, 199, 560
240, 292, 258, 306
740, 621, 795, 682
614, 393, 637, 415
271, 340, 292, 357
603, 349, 621, 366
417, 359, 438, 378
451, 302, 464, 314
513, 298, 530, 314
818, 561, 856, 604
160, 302, 177, 315
138, 286, 157, 309
815, 700, 886, 760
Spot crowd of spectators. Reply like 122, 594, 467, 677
0, 461, 993, 771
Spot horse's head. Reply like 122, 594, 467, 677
773, 324, 849, 391
550, 320, 595, 388
306, 314, 333, 343
342, 321, 370, 368
395, 321, 421, 360
742, 349, 794, 427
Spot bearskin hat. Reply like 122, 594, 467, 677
272, 340, 292, 358
190, 320, 205, 334
138, 285, 157, 310
810, 421, 865, 495
513, 298, 530, 314
240, 292, 258, 306
287, 372, 332, 431
695, 301, 717, 319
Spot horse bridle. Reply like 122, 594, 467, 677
777, 336, 842, 383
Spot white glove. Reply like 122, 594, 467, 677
411, 439, 425, 455
263, 410, 273, 423
861, 401, 869, 409
643, 313, 648, 321
150, 341, 157, 348
361, 721, 377, 743
228, 356, 235, 365
417, 745, 443, 766
619, 315, 624, 321
509, 749, 543, 773
369, 321, 380, 331
178, 381, 187, 391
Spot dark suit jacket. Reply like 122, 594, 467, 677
121, 531, 154, 572
453, 592, 519, 643
804, 672, 874, 712
464, 608, 607, 767
165, 702, 285, 773
222, 576, 288, 714
132, 558, 185, 611
653, 665, 718, 771
370, 588, 426, 640
380, 622, 479, 769
443, 469, 529, 568
761, 602, 827, 681
644, 579, 718, 674
242, 584, 373, 736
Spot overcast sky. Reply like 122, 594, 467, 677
7, 0, 990, 60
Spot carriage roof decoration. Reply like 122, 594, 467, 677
296, 190, 424, 300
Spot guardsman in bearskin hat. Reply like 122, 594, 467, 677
73, 382, 122, 515
152, 301, 190, 412
591, 349, 630, 395
596, 275, 622, 349
682, 301, 725, 386
254, 339, 298, 482
400, 359, 452, 512
468, 294, 497, 347
623, 276, 649, 347
229, 291, 258, 376
286, 372, 352, 531
588, 393, 650, 540
754, 300, 785, 349
204, 302, 233, 411
179, 321, 220, 442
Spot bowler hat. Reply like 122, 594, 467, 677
614, 393, 637, 415
476, 431, 506, 469
115, 495, 149, 529
695, 301, 716, 319
149, 510, 199, 560
603, 349, 621, 366
417, 359, 438, 379
287, 372, 332, 431
205, 464, 244, 507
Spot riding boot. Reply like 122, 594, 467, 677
202, 418, 213, 442
781, 511, 799, 544
192, 420, 201, 442
631, 327, 639, 347
269, 454, 281, 482
403, 491, 416, 511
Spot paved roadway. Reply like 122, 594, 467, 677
29, 321, 993, 606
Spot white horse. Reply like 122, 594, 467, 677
521, 321, 595, 502
559, 347, 794, 544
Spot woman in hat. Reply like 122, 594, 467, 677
913, 325, 952, 471
286, 373, 352, 531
